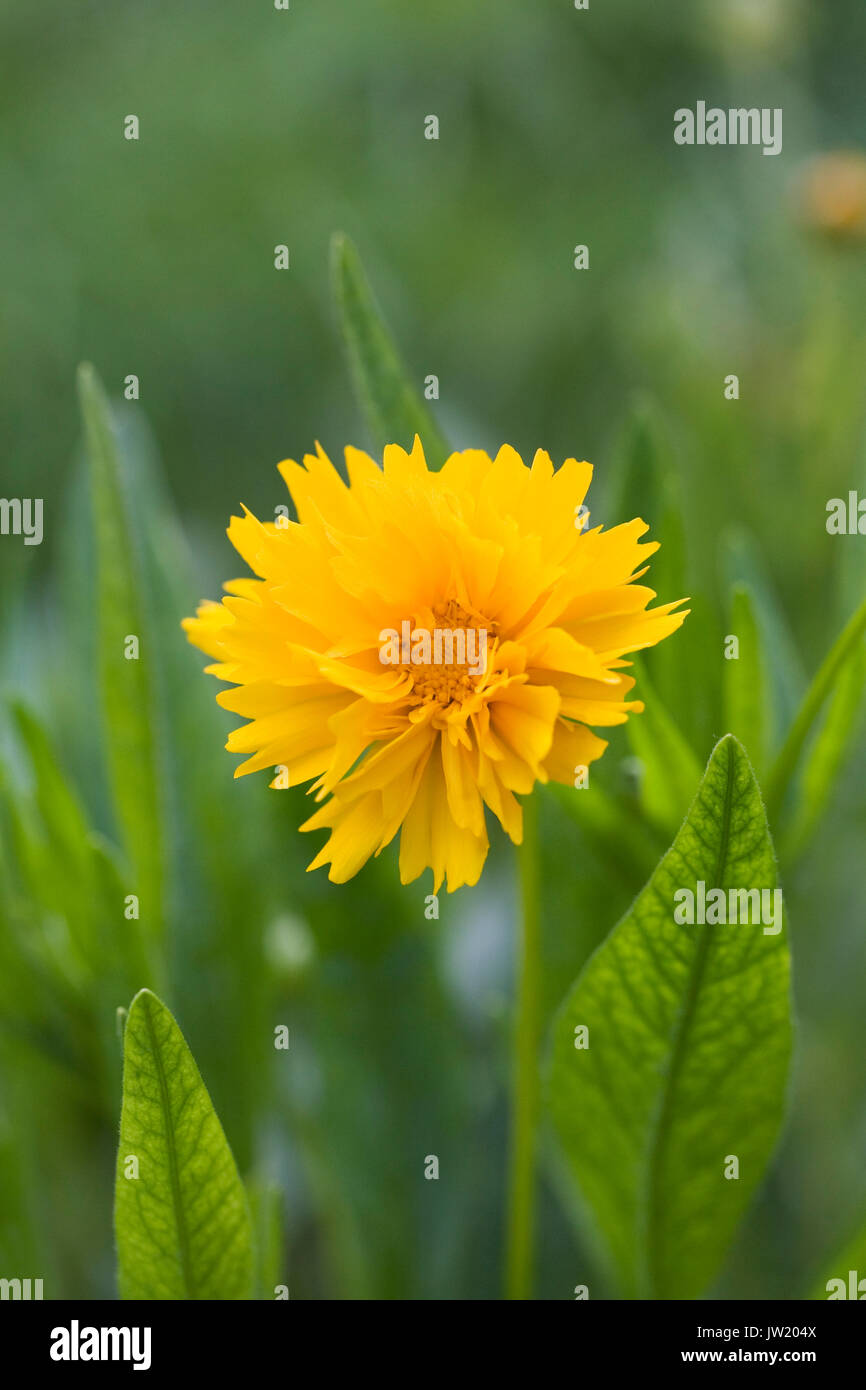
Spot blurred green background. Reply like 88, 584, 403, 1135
1, 0, 865, 1299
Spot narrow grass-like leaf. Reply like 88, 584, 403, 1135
331, 232, 451, 468
548, 735, 792, 1299
765, 597, 866, 824
608, 397, 687, 716
247, 1178, 284, 1300
77, 363, 164, 965
8, 703, 113, 979
781, 643, 865, 858
11, 704, 92, 883
720, 527, 806, 747
609, 395, 686, 600
722, 584, 768, 776
115, 989, 254, 1299
626, 657, 703, 836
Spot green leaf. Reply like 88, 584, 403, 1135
608, 396, 688, 717
782, 644, 866, 858
115, 989, 254, 1300
765, 596, 866, 825
609, 395, 686, 596
8, 703, 107, 978
331, 232, 451, 469
722, 584, 768, 776
247, 1177, 284, 1300
626, 656, 703, 837
548, 735, 792, 1299
77, 363, 164, 966
720, 526, 806, 748
11, 704, 92, 883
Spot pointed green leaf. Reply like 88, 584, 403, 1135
548, 735, 792, 1299
782, 643, 865, 858
11, 703, 92, 882
331, 232, 451, 468
766, 596, 866, 824
722, 584, 768, 776
115, 989, 254, 1299
77, 363, 164, 960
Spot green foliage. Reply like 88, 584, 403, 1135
115, 989, 254, 1300
765, 597, 866, 825
782, 647, 866, 858
247, 1178, 285, 1300
77, 364, 165, 979
608, 399, 688, 719
809, 1210, 866, 1299
720, 528, 807, 750
2, 2, 866, 1298
722, 585, 768, 777
548, 737, 792, 1298
626, 657, 703, 837
331, 233, 451, 469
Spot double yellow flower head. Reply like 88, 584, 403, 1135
183, 439, 687, 891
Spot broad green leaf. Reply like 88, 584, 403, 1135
808, 1210, 866, 1299
115, 989, 254, 1300
548, 735, 792, 1299
765, 596, 866, 825
782, 644, 866, 858
331, 232, 451, 469
626, 657, 703, 836
722, 584, 768, 776
77, 363, 164, 964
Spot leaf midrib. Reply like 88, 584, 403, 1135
642, 737, 736, 1298
142, 997, 196, 1298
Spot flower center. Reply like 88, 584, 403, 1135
403, 599, 492, 707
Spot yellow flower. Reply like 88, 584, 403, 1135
183, 439, 687, 891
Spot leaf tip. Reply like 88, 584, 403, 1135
127, 986, 161, 1018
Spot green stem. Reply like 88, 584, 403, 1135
505, 793, 542, 1300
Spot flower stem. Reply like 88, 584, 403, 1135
505, 793, 542, 1300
